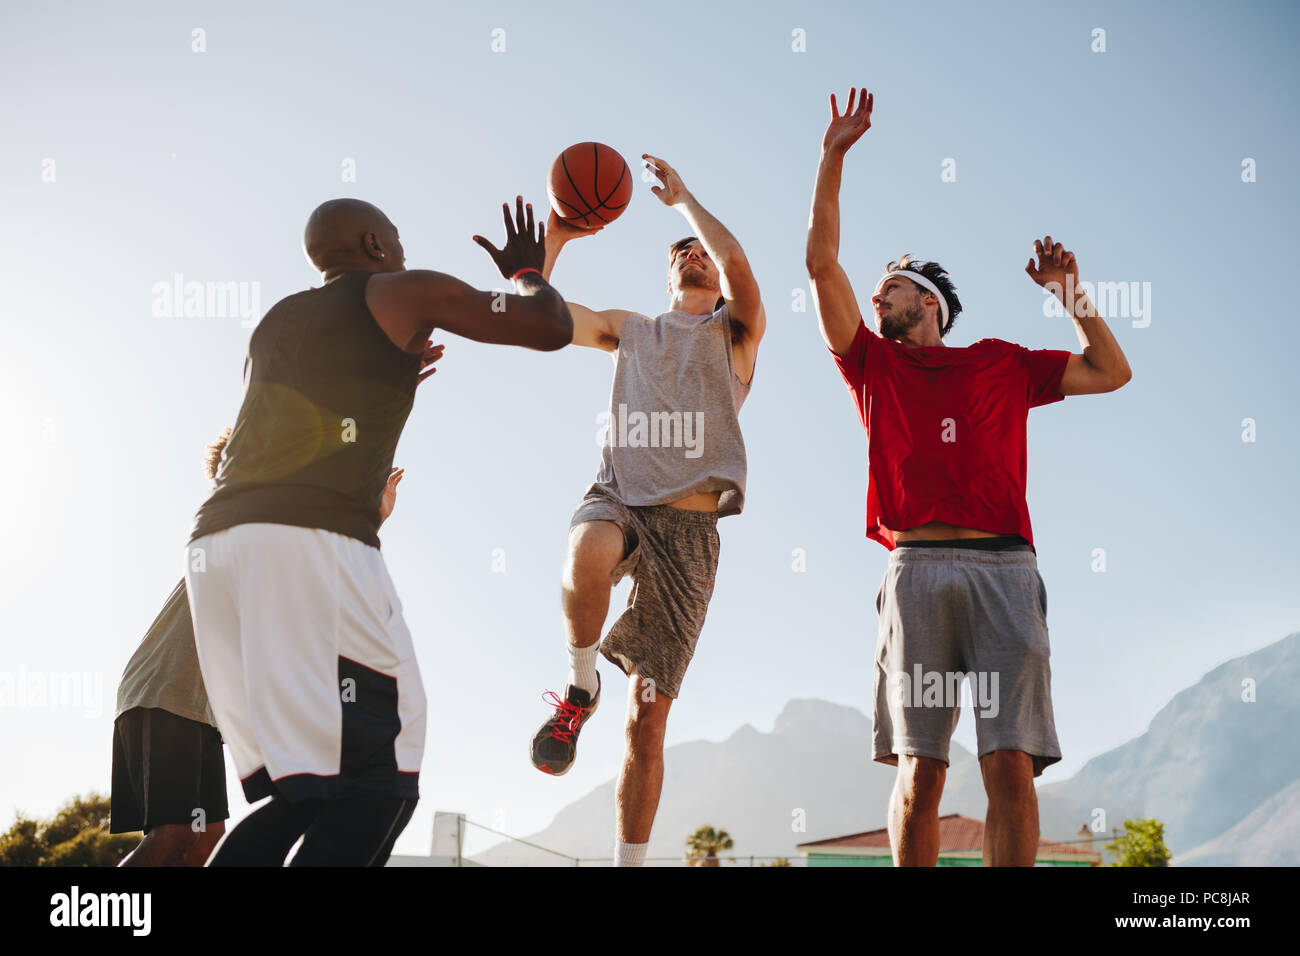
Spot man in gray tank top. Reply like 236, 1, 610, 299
528, 154, 766, 867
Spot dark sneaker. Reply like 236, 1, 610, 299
531, 675, 600, 776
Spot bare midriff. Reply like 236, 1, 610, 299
667, 490, 721, 513
893, 520, 1006, 542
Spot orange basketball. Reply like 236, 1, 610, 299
547, 142, 634, 230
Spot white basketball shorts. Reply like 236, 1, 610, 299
184, 523, 425, 802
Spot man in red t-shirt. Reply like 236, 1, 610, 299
806, 88, 1133, 866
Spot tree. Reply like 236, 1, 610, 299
764, 857, 791, 868
685, 825, 734, 867
0, 819, 42, 867
1105, 818, 1172, 867
0, 793, 139, 867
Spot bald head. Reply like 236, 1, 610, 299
303, 198, 404, 279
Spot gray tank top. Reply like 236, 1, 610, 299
115, 578, 216, 727
593, 303, 752, 516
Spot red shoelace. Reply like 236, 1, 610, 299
541, 691, 589, 743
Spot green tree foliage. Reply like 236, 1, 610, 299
0, 819, 42, 867
1105, 818, 1172, 867
685, 825, 734, 867
0, 793, 139, 867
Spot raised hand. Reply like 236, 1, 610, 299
643, 154, 692, 208
1025, 235, 1079, 291
546, 208, 604, 243
472, 196, 547, 279
823, 87, 873, 155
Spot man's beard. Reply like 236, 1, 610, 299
677, 263, 712, 290
880, 303, 925, 340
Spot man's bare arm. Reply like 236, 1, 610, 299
368, 269, 571, 351
1025, 235, 1133, 395
643, 154, 764, 381
540, 211, 629, 352
674, 191, 765, 381
369, 197, 572, 351
806, 88, 873, 357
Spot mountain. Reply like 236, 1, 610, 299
471, 631, 1300, 866
1035, 631, 1300, 855
1176, 777, 1300, 866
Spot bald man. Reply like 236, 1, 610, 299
185, 197, 571, 866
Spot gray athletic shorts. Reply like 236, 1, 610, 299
873, 544, 1062, 777
569, 485, 721, 699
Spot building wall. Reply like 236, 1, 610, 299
807, 853, 892, 867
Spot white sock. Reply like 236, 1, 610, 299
568, 643, 600, 695
615, 841, 647, 867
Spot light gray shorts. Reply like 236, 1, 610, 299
873, 544, 1062, 777
569, 484, 720, 699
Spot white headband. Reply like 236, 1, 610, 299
874, 270, 949, 327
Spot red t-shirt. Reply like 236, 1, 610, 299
831, 321, 1071, 551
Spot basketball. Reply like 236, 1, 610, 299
547, 142, 634, 229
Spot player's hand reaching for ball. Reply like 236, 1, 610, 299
545, 209, 604, 246
823, 88, 873, 155
473, 196, 547, 281
643, 154, 692, 208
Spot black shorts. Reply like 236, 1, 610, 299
110, 707, 229, 833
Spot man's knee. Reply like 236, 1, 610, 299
143, 822, 198, 847
134, 822, 203, 864
564, 521, 627, 590
186, 819, 225, 865
195, 818, 225, 847
896, 755, 947, 806
980, 750, 1036, 802
624, 682, 670, 755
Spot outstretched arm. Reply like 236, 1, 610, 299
1026, 236, 1133, 395
806, 87, 873, 356
368, 197, 573, 352
541, 211, 630, 352
644, 154, 765, 382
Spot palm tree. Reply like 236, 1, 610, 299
685, 825, 734, 867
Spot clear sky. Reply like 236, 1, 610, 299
2, 0, 1297, 858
